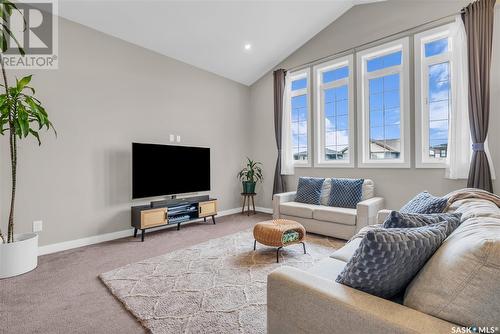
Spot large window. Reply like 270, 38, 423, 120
313, 55, 354, 167
289, 69, 311, 166
356, 38, 410, 168
415, 25, 453, 168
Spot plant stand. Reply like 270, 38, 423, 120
241, 192, 256, 216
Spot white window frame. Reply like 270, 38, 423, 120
313, 55, 354, 167
288, 68, 312, 167
356, 37, 411, 168
415, 24, 453, 168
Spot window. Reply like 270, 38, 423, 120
356, 38, 410, 168
313, 55, 354, 167
415, 25, 453, 168
288, 69, 311, 166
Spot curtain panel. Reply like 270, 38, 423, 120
272, 69, 287, 195
462, 0, 496, 192
446, 15, 472, 179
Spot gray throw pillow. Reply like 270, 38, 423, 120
295, 177, 325, 205
383, 211, 462, 235
400, 191, 448, 214
328, 178, 364, 209
336, 221, 456, 299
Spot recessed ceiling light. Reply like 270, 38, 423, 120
244, 43, 252, 51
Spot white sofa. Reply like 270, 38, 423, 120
268, 191, 500, 334
273, 179, 384, 240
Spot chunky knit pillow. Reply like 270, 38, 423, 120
383, 211, 462, 235
295, 177, 325, 205
336, 221, 458, 299
400, 192, 448, 214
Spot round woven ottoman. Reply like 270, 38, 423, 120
253, 219, 306, 263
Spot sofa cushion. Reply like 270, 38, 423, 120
308, 257, 346, 281
320, 178, 332, 206
295, 177, 325, 205
383, 211, 462, 235
320, 178, 374, 206
336, 221, 457, 299
279, 202, 316, 219
328, 178, 364, 209
404, 215, 500, 327
361, 179, 375, 201
313, 206, 357, 226
400, 191, 447, 214
330, 238, 362, 262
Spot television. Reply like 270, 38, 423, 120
132, 143, 210, 199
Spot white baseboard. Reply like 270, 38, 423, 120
38, 207, 271, 256
255, 206, 273, 214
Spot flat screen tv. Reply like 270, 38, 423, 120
132, 143, 210, 199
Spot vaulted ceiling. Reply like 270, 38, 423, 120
57, 0, 381, 85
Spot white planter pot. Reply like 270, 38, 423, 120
0, 233, 38, 279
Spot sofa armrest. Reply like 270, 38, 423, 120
356, 197, 384, 232
377, 209, 392, 225
273, 191, 296, 219
267, 266, 455, 334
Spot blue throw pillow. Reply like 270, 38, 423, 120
336, 220, 457, 299
328, 178, 364, 208
383, 211, 462, 236
295, 177, 325, 205
400, 192, 447, 214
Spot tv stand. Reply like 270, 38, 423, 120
131, 195, 217, 242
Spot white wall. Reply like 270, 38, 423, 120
250, 0, 500, 209
0, 18, 251, 246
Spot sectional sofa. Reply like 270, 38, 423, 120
268, 189, 500, 333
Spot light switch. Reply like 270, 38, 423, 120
169, 134, 175, 142
176, 135, 181, 142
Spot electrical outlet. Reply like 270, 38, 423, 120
169, 134, 175, 142
176, 135, 181, 143
33, 220, 43, 233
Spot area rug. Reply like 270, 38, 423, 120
100, 229, 344, 333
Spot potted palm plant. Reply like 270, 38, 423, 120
0, 1, 56, 278
237, 158, 263, 194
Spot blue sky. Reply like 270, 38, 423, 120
290, 39, 450, 155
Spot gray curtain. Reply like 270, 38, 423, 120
462, 0, 495, 192
273, 69, 287, 195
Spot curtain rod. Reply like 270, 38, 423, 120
284, 9, 465, 73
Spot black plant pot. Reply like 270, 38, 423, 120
242, 181, 256, 194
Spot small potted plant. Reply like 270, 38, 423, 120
237, 158, 263, 194
0, 1, 56, 278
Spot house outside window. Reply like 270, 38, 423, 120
289, 68, 311, 166
356, 37, 411, 168
415, 24, 453, 168
313, 55, 354, 167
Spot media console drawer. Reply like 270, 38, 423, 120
141, 208, 167, 228
199, 200, 217, 217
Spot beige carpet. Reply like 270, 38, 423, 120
100, 229, 343, 333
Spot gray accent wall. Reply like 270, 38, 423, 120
249, 0, 500, 209
0, 18, 251, 246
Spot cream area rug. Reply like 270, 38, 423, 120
100, 229, 344, 334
